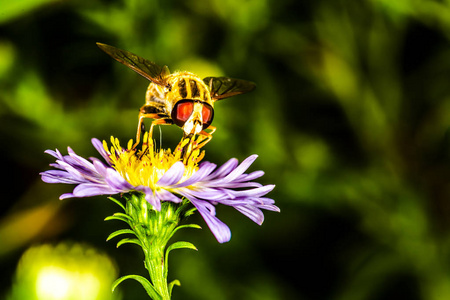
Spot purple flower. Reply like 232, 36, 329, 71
41, 138, 279, 243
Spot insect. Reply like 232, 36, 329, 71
97, 43, 256, 149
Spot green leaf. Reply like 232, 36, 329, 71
112, 274, 162, 300
116, 238, 142, 248
106, 229, 136, 241
167, 241, 198, 252
184, 207, 198, 217
108, 197, 125, 211
167, 224, 201, 242
104, 215, 130, 225
177, 224, 202, 231
175, 200, 197, 217
104, 213, 133, 224
168, 279, 181, 296
113, 212, 134, 221
164, 241, 197, 278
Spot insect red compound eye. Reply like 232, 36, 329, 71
172, 100, 194, 127
177, 102, 193, 121
202, 105, 212, 123
202, 104, 214, 129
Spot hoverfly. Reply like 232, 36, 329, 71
96, 43, 256, 149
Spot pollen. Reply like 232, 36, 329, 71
103, 133, 205, 189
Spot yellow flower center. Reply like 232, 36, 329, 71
103, 134, 205, 189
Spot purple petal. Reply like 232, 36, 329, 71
72, 183, 117, 197
259, 204, 280, 212
60, 193, 75, 200
132, 185, 161, 210
203, 157, 238, 180
148, 198, 161, 211
157, 162, 185, 186
235, 170, 265, 182
212, 199, 259, 206
234, 205, 265, 225
232, 184, 275, 198
181, 188, 234, 201
40, 170, 80, 184
221, 155, 258, 183
92, 159, 109, 178
155, 189, 183, 203
210, 181, 262, 189
68, 148, 94, 169
104, 168, 133, 191
91, 138, 112, 165
44, 149, 60, 159
171, 162, 216, 188
190, 198, 231, 243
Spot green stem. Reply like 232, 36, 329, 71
144, 248, 170, 300
124, 193, 189, 299
107, 193, 198, 299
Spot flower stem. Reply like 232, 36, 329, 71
108, 193, 198, 299
144, 248, 170, 299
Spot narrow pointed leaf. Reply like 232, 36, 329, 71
108, 197, 125, 211
104, 215, 131, 225
171, 223, 201, 238
112, 274, 162, 300
112, 212, 134, 222
166, 224, 201, 246
106, 229, 136, 241
167, 241, 198, 252
184, 207, 197, 217
104, 213, 133, 225
169, 279, 181, 296
164, 241, 197, 278
117, 238, 142, 248
176, 224, 202, 230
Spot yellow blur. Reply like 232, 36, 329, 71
8, 243, 120, 300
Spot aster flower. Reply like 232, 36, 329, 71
41, 137, 278, 243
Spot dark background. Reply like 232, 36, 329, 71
1, 0, 450, 299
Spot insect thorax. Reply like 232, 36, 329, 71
145, 72, 213, 113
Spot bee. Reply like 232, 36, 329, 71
96, 43, 256, 149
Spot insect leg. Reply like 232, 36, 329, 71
145, 118, 174, 149
134, 103, 171, 149
148, 118, 173, 137
134, 113, 162, 149
195, 125, 216, 149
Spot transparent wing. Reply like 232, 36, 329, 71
203, 77, 256, 101
97, 42, 169, 86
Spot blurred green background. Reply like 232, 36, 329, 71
1, 0, 450, 299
